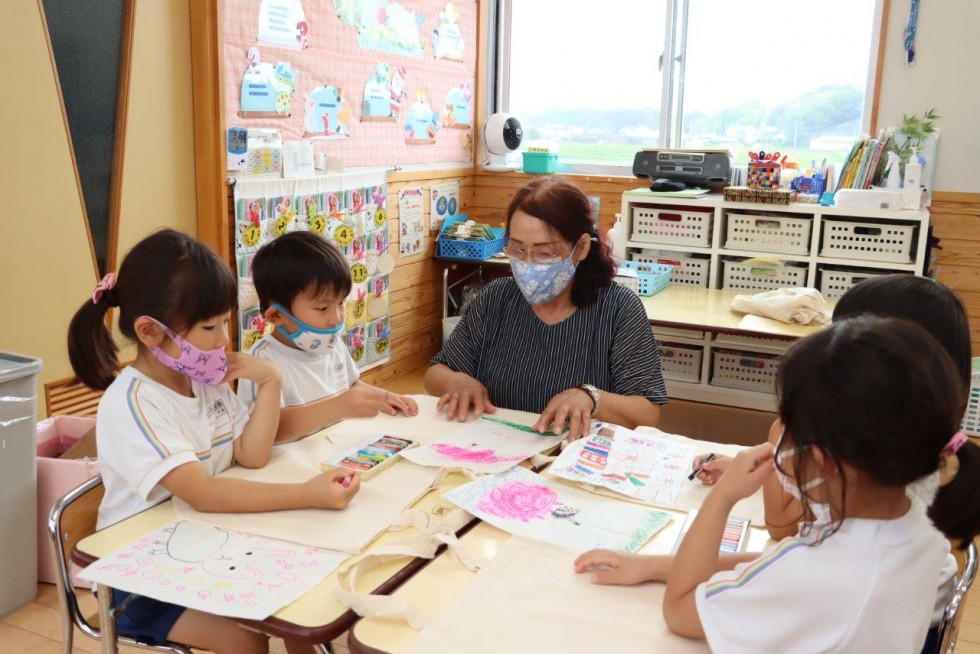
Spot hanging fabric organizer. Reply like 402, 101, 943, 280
232, 168, 393, 370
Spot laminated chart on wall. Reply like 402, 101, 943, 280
233, 169, 393, 370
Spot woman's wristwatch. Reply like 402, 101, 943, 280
577, 383, 600, 417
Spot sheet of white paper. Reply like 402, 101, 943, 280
399, 418, 560, 473
548, 422, 696, 505
173, 436, 440, 554
406, 538, 708, 654
444, 467, 671, 553
282, 140, 315, 178
80, 519, 347, 620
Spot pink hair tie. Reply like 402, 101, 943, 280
941, 431, 969, 457
91, 272, 117, 305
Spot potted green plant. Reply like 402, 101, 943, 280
894, 108, 939, 164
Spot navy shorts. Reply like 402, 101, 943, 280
110, 588, 186, 646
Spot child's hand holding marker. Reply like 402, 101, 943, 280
710, 443, 774, 505
690, 453, 733, 484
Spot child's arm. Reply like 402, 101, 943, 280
160, 461, 361, 512
573, 550, 760, 586
762, 419, 806, 540
273, 382, 411, 442
224, 352, 282, 468
663, 443, 775, 639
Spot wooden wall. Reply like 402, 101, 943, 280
929, 192, 980, 355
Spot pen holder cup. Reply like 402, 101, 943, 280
747, 162, 781, 189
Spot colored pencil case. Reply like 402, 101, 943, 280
321, 434, 417, 480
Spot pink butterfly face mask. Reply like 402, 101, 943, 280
142, 316, 228, 385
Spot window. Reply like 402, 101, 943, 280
497, 0, 880, 172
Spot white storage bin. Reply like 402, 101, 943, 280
819, 219, 916, 263
630, 206, 712, 247
631, 249, 709, 287
722, 259, 808, 291
724, 213, 812, 255
657, 342, 703, 383
711, 348, 780, 393
817, 267, 892, 301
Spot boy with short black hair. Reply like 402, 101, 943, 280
239, 231, 417, 441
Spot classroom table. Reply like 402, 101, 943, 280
71, 395, 542, 653
347, 433, 774, 654
641, 285, 827, 341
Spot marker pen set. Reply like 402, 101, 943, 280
321, 433, 417, 480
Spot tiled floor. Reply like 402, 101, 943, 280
6, 367, 980, 652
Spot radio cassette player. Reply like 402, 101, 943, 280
633, 149, 733, 190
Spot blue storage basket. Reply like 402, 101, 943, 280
437, 215, 506, 260
618, 260, 673, 296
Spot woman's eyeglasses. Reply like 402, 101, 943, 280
501, 241, 571, 264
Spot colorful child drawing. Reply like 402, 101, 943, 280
430, 443, 526, 465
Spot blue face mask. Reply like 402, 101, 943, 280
272, 303, 345, 354
510, 244, 580, 305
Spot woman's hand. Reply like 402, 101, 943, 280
711, 442, 775, 505
533, 387, 595, 440
224, 351, 280, 386
304, 468, 361, 509
436, 372, 497, 422
573, 549, 669, 585
384, 392, 419, 417
691, 453, 733, 485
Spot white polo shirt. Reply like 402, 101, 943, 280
237, 333, 359, 408
696, 500, 950, 653
96, 367, 248, 530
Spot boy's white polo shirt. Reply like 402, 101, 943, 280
237, 333, 359, 408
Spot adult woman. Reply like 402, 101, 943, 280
425, 177, 667, 439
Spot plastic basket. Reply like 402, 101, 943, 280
658, 342, 703, 383
722, 259, 808, 291
819, 219, 916, 263
711, 348, 780, 393
962, 359, 980, 436
436, 215, 506, 260
817, 267, 891, 301
724, 213, 812, 255
631, 249, 709, 287
618, 260, 673, 296
630, 206, 713, 247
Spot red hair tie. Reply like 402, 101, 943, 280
941, 431, 968, 457
91, 273, 117, 305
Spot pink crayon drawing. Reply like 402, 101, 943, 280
476, 481, 560, 522
430, 442, 526, 465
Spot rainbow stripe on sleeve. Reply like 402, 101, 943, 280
126, 379, 170, 459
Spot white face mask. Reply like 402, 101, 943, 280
775, 433, 834, 527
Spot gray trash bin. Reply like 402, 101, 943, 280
0, 352, 43, 617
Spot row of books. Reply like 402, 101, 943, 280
835, 130, 894, 191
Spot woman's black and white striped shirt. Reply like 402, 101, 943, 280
431, 278, 668, 414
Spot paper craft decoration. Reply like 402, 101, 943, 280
398, 187, 425, 257
174, 435, 442, 554
548, 423, 696, 505
405, 538, 709, 654
361, 62, 408, 121
399, 418, 558, 473
431, 2, 465, 61
239, 47, 296, 117
444, 467, 671, 553
80, 519, 347, 620
440, 84, 472, 129
334, 0, 426, 58
404, 91, 440, 145
303, 85, 353, 138
257, 0, 310, 50
429, 181, 459, 230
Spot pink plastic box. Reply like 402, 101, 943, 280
36, 416, 99, 588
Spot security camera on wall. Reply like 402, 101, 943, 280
482, 112, 523, 171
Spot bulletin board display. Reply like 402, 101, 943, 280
224, 0, 476, 167
233, 169, 393, 370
